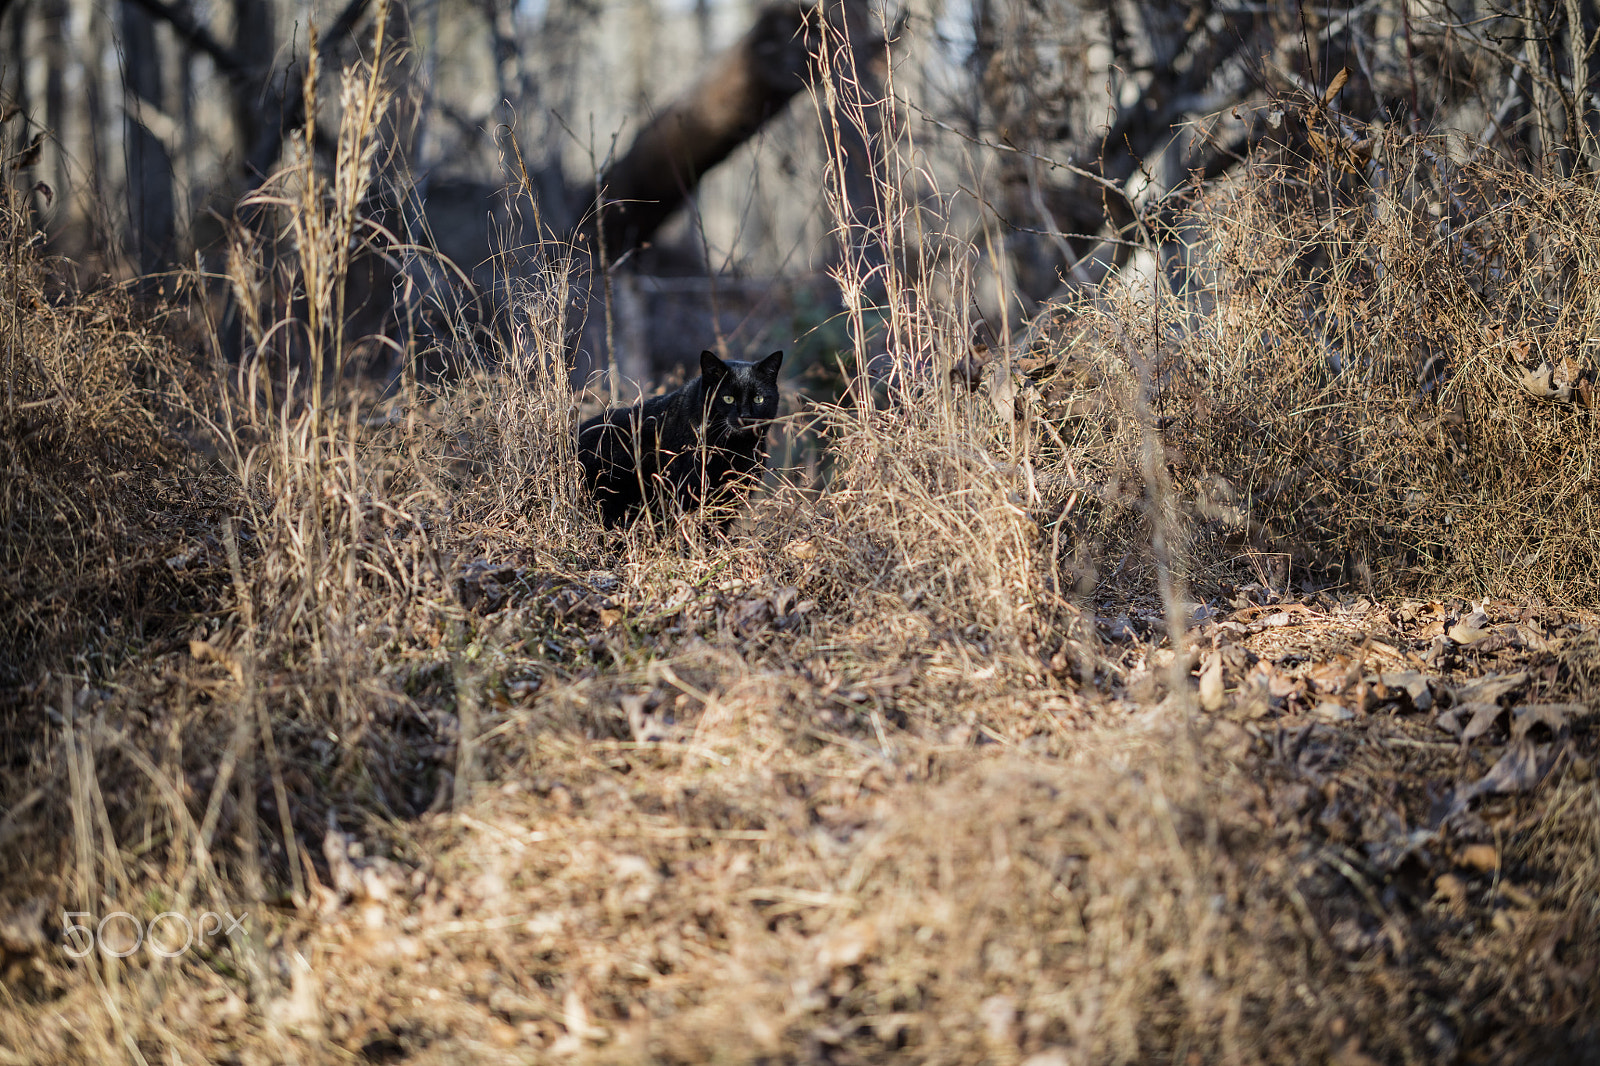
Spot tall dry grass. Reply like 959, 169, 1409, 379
0, 9, 473, 1054
1133, 129, 1600, 603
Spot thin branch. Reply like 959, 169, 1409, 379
125, 0, 249, 81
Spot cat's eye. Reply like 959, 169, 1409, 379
722, 395, 735, 404
754, 397, 764, 404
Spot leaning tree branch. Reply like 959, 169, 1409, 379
590, 2, 813, 262
588, 0, 881, 264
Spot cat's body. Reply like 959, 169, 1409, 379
578, 350, 782, 528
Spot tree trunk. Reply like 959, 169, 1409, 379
228, 0, 276, 158
119, 0, 175, 276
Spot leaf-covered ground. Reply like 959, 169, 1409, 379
8, 537, 1593, 1065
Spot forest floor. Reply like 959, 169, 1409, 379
3, 473, 1597, 1064
255, 577, 1600, 1066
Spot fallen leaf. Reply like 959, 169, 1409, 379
1450, 672, 1529, 706
1266, 667, 1301, 699
785, 538, 817, 561
1473, 624, 1525, 653
1557, 357, 1579, 390
1199, 653, 1226, 711
1016, 354, 1059, 377
1364, 671, 1433, 712
1512, 624, 1550, 652
985, 359, 1017, 420
1519, 360, 1573, 401
1457, 843, 1498, 872
1512, 703, 1578, 740
1447, 605, 1491, 645
1398, 599, 1449, 623
1423, 634, 1449, 665
1321, 66, 1351, 106
1460, 702, 1505, 742
1308, 655, 1357, 694
1454, 738, 1555, 812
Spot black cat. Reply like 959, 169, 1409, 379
578, 350, 783, 528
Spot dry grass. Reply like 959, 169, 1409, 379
1035, 127, 1600, 605
0, 21, 1598, 1066
0, 180, 233, 731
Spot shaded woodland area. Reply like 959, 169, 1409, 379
5, 0, 1600, 1063
12, 0, 1600, 383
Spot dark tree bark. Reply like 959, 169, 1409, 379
567, 0, 883, 390
41, 0, 65, 209
6, 9, 28, 147
229, 0, 275, 157
591, 1, 816, 263
120, 0, 175, 276
128, 0, 371, 184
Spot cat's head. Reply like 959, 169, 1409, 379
699, 350, 782, 442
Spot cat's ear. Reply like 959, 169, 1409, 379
755, 350, 783, 378
700, 350, 730, 382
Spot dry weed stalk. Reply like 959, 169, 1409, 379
796, 6, 1086, 664
208, 0, 411, 689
